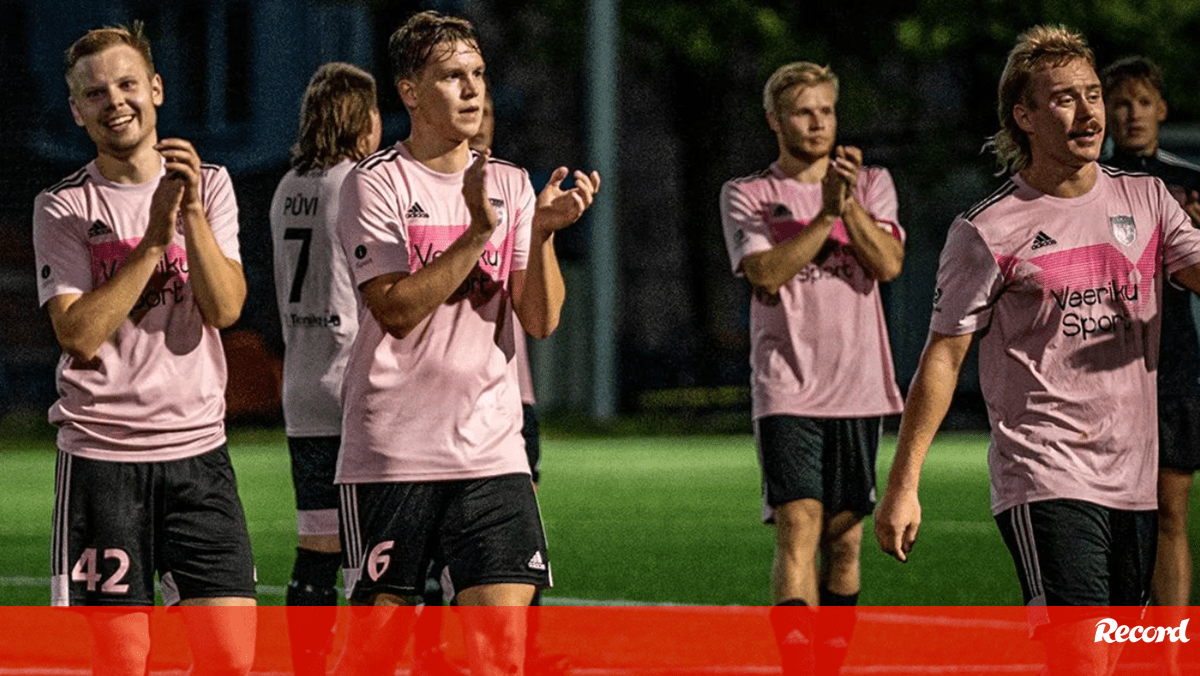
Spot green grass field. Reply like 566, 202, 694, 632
2, 426, 1198, 606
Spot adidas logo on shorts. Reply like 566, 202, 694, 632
527, 551, 547, 571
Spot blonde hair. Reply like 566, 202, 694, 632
763, 62, 839, 118
988, 25, 1096, 173
290, 62, 378, 174
64, 21, 155, 87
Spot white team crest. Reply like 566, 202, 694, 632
1110, 215, 1136, 246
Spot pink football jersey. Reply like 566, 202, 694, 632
720, 162, 905, 420
336, 143, 534, 483
33, 162, 241, 462
932, 167, 1200, 513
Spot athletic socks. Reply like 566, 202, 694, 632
770, 599, 816, 676
815, 589, 859, 676
285, 548, 342, 676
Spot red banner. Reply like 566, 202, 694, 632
0, 606, 1194, 675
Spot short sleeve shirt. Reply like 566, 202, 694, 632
931, 167, 1200, 513
336, 142, 535, 483
270, 161, 359, 437
1102, 150, 1200, 398
32, 162, 241, 462
719, 163, 905, 420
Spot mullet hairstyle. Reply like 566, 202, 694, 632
988, 24, 1096, 174
388, 10, 480, 85
64, 21, 155, 86
1100, 55, 1165, 98
763, 62, 839, 118
290, 62, 379, 175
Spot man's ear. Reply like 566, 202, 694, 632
766, 111, 779, 134
68, 97, 85, 127
397, 77, 418, 110
151, 72, 163, 107
1014, 103, 1034, 134
1157, 97, 1168, 124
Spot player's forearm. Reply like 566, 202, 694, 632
514, 229, 565, 339
842, 198, 904, 282
181, 206, 246, 328
49, 243, 168, 361
888, 333, 971, 492
366, 228, 492, 339
741, 212, 837, 293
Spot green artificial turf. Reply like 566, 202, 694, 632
2, 426, 1197, 607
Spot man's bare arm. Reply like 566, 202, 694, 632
831, 146, 904, 281
874, 330, 973, 562
158, 139, 246, 328
514, 166, 600, 338
361, 152, 497, 339
46, 173, 183, 362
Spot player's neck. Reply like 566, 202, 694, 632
777, 152, 829, 184
1116, 142, 1158, 159
404, 132, 472, 174
1020, 159, 1097, 198
94, 136, 162, 185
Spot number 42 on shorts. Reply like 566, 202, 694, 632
70, 547, 131, 594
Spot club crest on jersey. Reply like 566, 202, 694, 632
1110, 215, 1136, 246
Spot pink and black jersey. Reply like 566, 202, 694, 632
271, 161, 359, 437
32, 161, 241, 462
931, 167, 1200, 514
720, 162, 905, 420
336, 142, 534, 484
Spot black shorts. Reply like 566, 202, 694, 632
1159, 397, 1200, 472
754, 415, 881, 522
338, 473, 550, 603
995, 499, 1155, 634
51, 445, 257, 607
522, 404, 542, 483
288, 435, 341, 537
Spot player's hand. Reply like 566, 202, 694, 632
463, 149, 498, 236
874, 487, 921, 563
147, 174, 184, 248
155, 138, 202, 210
821, 156, 847, 217
533, 167, 601, 235
830, 145, 863, 193
1185, 189, 1200, 228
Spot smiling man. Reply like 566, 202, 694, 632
33, 21, 254, 676
874, 25, 1200, 676
331, 11, 598, 676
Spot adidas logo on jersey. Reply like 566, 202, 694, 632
527, 551, 547, 571
1031, 231, 1057, 250
406, 202, 430, 219
88, 220, 113, 238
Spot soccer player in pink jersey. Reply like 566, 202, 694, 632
32, 22, 254, 676
332, 11, 599, 676
1100, 55, 1200, 676
719, 62, 905, 676
874, 26, 1200, 676
270, 62, 382, 676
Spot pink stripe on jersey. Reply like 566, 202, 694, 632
407, 223, 518, 284
932, 170, 1200, 513
719, 162, 905, 419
